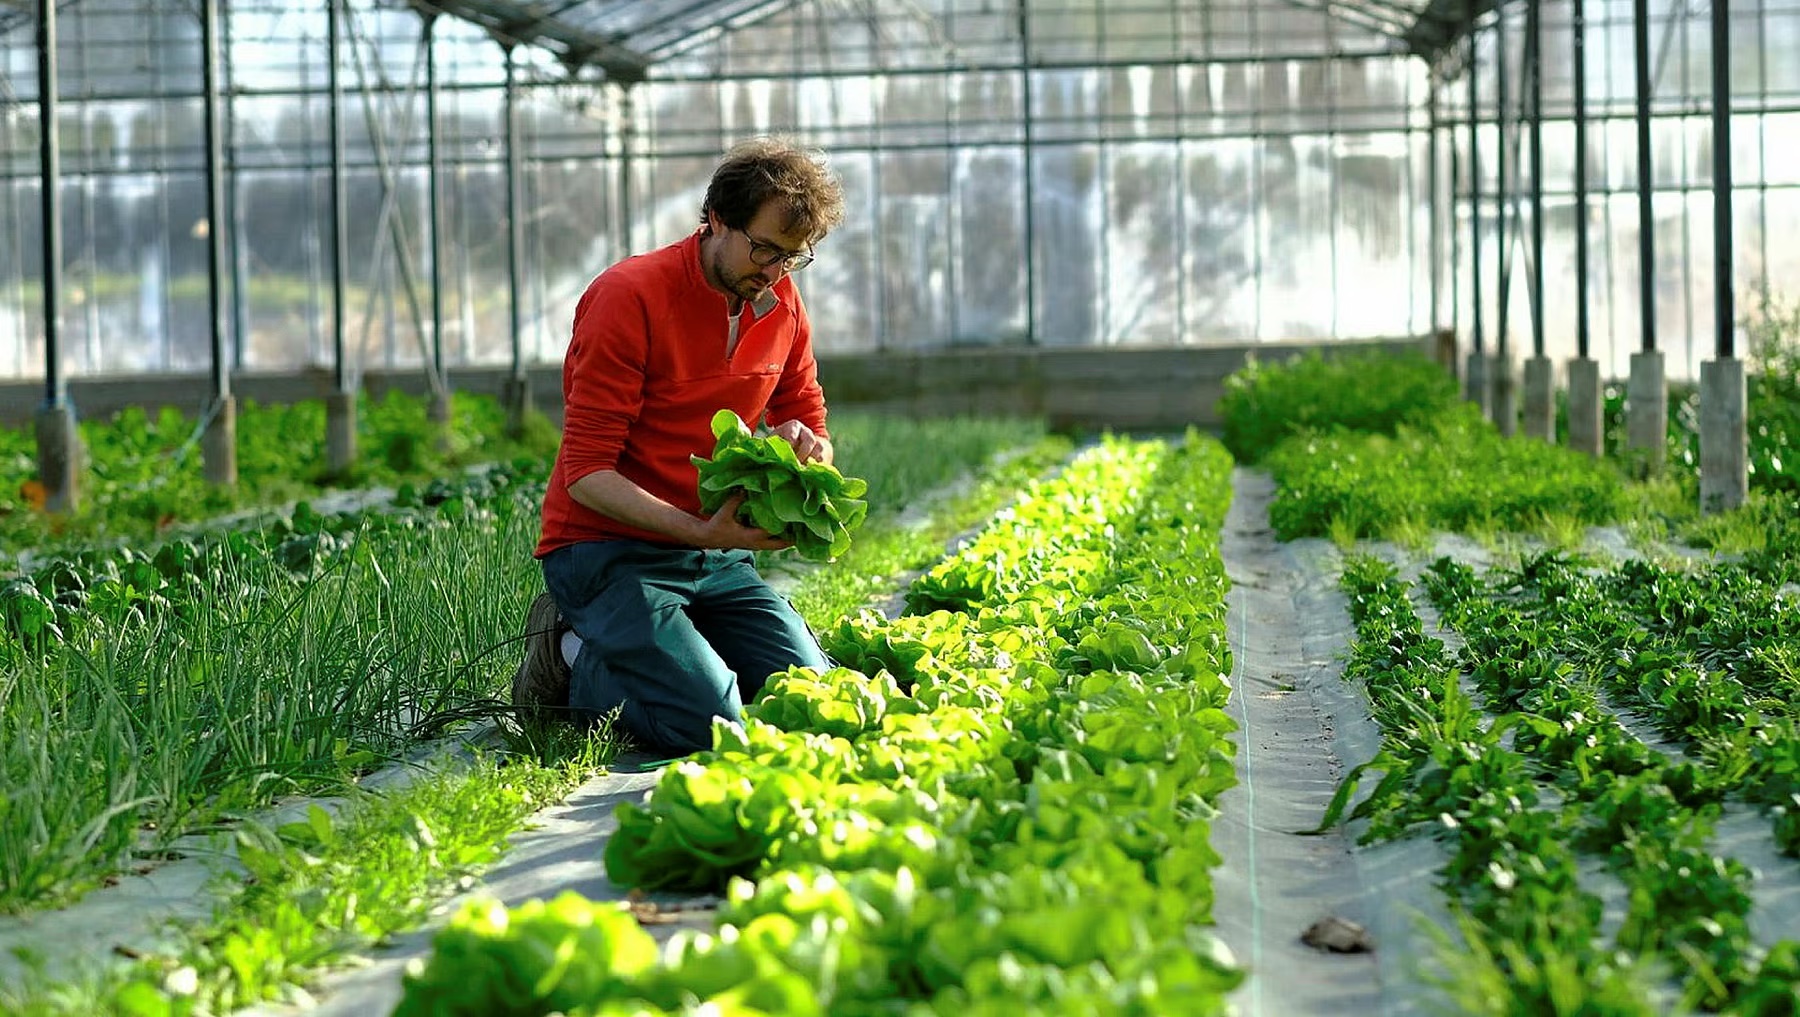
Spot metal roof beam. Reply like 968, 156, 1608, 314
410, 0, 652, 81
644, 0, 806, 62
0, 0, 80, 39
1405, 0, 1497, 62
1278, 0, 1414, 43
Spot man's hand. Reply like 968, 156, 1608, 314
769, 419, 833, 465
695, 491, 793, 551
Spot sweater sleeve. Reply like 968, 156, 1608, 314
765, 283, 830, 440
559, 273, 649, 483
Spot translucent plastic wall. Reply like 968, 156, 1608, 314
604, 0, 1423, 351
2, 0, 1792, 381
1444, 0, 1800, 381
0, 0, 608, 379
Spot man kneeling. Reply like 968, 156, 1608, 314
512, 137, 844, 756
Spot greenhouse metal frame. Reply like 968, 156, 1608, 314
0, 0, 1780, 510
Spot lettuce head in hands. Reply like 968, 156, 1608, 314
693, 410, 870, 561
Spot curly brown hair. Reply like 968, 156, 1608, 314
700, 137, 846, 244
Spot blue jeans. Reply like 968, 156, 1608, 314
540, 540, 828, 755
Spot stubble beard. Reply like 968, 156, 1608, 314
708, 247, 768, 307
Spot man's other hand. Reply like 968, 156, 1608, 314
769, 420, 833, 465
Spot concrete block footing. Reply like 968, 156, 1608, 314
34, 401, 81, 514
1699, 358, 1748, 514
1490, 356, 1518, 437
502, 374, 532, 438
1566, 358, 1603, 457
1522, 356, 1555, 441
202, 394, 237, 488
1627, 351, 1668, 475
429, 388, 454, 453
1464, 351, 1491, 415
325, 390, 357, 477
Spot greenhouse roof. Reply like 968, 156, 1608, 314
0, 0, 1495, 78
411, 0, 808, 81
407, 0, 1495, 81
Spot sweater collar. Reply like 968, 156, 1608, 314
682, 230, 783, 318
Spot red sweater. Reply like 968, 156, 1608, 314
535, 232, 830, 557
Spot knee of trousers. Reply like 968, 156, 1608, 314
635, 695, 744, 756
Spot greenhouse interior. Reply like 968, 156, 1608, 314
3, 0, 1800, 1014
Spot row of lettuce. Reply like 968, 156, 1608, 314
393, 433, 1244, 1016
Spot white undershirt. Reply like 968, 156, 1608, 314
725, 304, 744, 359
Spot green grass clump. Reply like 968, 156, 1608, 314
1218, 349, 1461, 464
1263, 402, 1627, 542
0, 479, 549, 915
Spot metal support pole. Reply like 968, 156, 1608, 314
1522, 0, 1553, 440
424, 11, 449, 429
201, 0, 237, 485
36, 0, 63, 410
1700, 0, 1745, 512
1493, 6, 1517, 435
34, 0, 79, 513
1018, 0, 1037, 345
1328, 54, 1341, 338
325, 0, 356, 475
501, 44, 531, 435
1628, 0, 1666, 471
1468, 41, 1483, 357
1632, 0, 1656, 355
1567, 0, 1603, 456
1466, 37, 1488, 412
1428, 78, 1442, 336
1527, 0, 1543, 361
1449, 72, 1461, 343
1495, 5, 1510, 362
618, 82, 636, 258
224, 2, 248, 371
1573, 0, 1591, 362
1711, 10, 1734, 362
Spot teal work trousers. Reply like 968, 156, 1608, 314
540, 540, 829, 755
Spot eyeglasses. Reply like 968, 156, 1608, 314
736, 228, 815, 272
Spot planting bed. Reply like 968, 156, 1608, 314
8, 348, 1800, 1015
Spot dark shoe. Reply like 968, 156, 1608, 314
511, 591, 571, 717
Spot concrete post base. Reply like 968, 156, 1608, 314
1522, 356, 1555, 441
34, 401, 81, 514
502, 374, 532, 438
1465, 351, 1490, 416
429, 387, 454, 453
325, 390, 358, 477
1566, 357, 1603, 457
1491, 356, 1518, 437
1699, 357, 1748, 514
202, 394, 237, 487
1627, 350, 1667, 475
